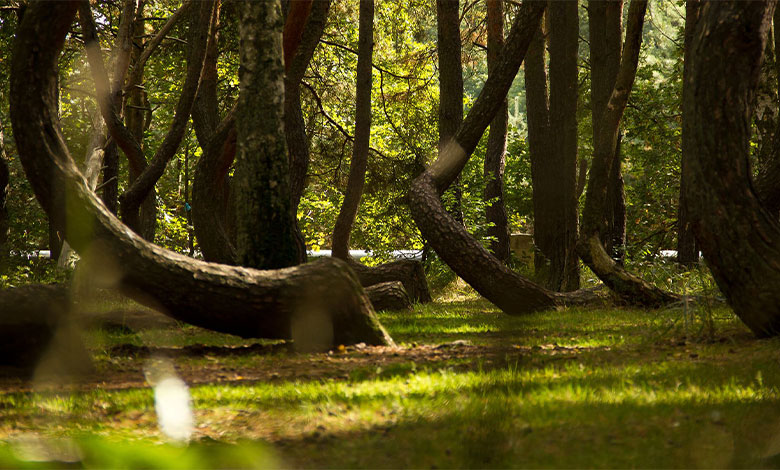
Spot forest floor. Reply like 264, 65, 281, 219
0, 285, 779, 468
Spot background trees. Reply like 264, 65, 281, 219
3, 0, 780, 341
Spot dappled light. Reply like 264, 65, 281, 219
2, 0, 780, 467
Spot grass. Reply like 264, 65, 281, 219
0, 285, 779, 468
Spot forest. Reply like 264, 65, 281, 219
1, 0, 780, 467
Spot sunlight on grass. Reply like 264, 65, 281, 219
0, 297, 777, 468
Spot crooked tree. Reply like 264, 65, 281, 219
9, 0, 392, 350
684, 0, 780, 337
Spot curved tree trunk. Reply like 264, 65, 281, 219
348, 258, 432, 304
577, 0, 679, 307
9, 0, 392, 350
484, 0, 510, 262
676, 0, 701, 265
365, 281, 412, 312
410, 2, 573, 315
331, 0, 374, 261
685, 0, 780, 337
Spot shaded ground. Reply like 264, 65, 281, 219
0, 295, 778, 468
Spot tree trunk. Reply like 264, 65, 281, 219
348, 258, 432, 304
577, 0, 678, 307
484, 0, 510, 262
605, 135, 627, 263
234, 0, 299, 269
436, 0, 465, 225
676, 0, 701, 265
0, 119, 8, 270
546, 0, 580, 291
409, 2, 601, 315
9, 0, 393, 350
332, 0, 374, 261
101, 142, 119, 215
685, 0, 780, 337
365, 281, 412, 312
524, 22, 553, 284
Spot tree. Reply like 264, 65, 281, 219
483, 0, 510, 262
331, 0, 374, 261
233, 0, 299, 270
0, 116, 7, 269
436, 0, 465, 225
676, 0, 700, 265
524, 1, 580, 292
576, 0, 678, 306
684, 0, 780, 337
410, 2, 589, 315
80, 0, 210, 241
9, 0, 392, 350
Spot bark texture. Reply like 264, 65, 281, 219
685, 0, 780, 337
348, 258, 432, 304
10, 0, 393, 349
234, 0, 299, 269
484, 0, 510, 262
0, 120, 8, 269
410, 2, 593, 315
436, 0, 465, 224
332, 0, 374, 260
365, 281, 412, 312
577, 0, 678, 307
676, 0, 700, 265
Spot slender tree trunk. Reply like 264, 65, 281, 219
685, 0, 780, 337
484, 0, 510, 262
332, 0, 374, 260
577, 0, 678, 306
606, 135, 627, 263
10, 0, 393, 350
547, 0, 580, 291
234, 0, 299, 269
676, 0, 701, 265
101, 142, 119, 214
524, 22, 554, 283
436, 0, 465, 225
0, 119, 8, 270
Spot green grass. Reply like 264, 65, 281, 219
0, 292, 779, 468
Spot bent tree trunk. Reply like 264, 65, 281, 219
9, 0, 392, 349
411, 2, 569, 315
577, 0, 678, 307
685, 0, 780, 337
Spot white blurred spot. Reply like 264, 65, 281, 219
145, 358, 194, 443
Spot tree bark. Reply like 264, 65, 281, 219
0, 118, 8, 270
234, 0, 299, 269
365, 281, 412, 312
332, 0, 374, 261
546, 0, 580, 291
436, 0, 465, 225
410, 2, 602, 315
9, 0, 393, 350
676, 0, 700, 265
484, 0, 510, 262
685, 0, 780, 337
348, 258, 432, 304
577, 0, 678, 307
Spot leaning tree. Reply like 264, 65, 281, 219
8, 0, 392, 352
684, 0, 780, 337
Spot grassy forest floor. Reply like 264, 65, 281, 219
0, 280, 779, 468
